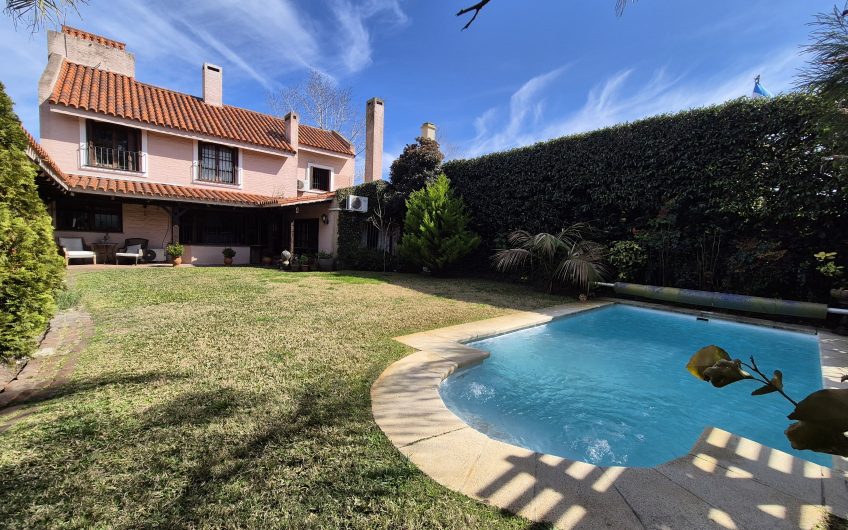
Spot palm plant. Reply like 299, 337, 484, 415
492, 224, 610, 294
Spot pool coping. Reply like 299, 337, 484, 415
372, 300, 848, 529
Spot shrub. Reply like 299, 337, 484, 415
389, 136, 444, 196
398, 174, 479, 275
0, 83, 64, 361
166, 243, 184, 258
444, 94, 848, 301
608, 240, 647, 282
222, 247, 236, 258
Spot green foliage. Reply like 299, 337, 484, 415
398, 174, 480, 275
335, 180, 404, 271
389, 136, 444, 196
166, 243, 184, 258
492, 225, 609, 293
222, 247, 236, 258
608, 240, 647, 282
686, 346, 848, 457
444, 94, 847, 301
0, 82, 64, 361
814, 250, 845, 287
317, 250, 333, 259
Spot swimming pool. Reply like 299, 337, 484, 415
439, 304, 829, 467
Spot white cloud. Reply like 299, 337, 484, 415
0, 0, 408, 134
464, 48, 805, 158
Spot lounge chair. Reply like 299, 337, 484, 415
116, 238, 148, 265
58, 237, 96, 266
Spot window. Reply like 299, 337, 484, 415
310, 166, 331, 191
179, 209, 259, 245
198, 142, 238, 185
56, 198, 122, 232
86, 120, 142, 172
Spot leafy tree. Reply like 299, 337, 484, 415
492, 224, 609, 294
398, 174, 479, 275
0, 82, 64, 361
389, 136, 444, 196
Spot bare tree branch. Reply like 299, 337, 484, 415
268, 70, 364, 156
457, 0, 636, 30
456, 0, 491, 30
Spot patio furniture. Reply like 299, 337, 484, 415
116, 238, 148, 265
91, 242, 118, 264
58, 237, 96, 266
116, 244, 144, 265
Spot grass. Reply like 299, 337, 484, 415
0, 267, 562, 529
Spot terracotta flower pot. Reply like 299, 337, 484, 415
262, 256, 272, 266
224, 257, 233, 266
171, 256, 182, 267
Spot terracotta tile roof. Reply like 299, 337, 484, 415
48, 61, 355, 156
62, 25, 126, 50
25, 129, 335, 207
299, 125, 355, 155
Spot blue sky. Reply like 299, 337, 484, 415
0, 0, 836, 178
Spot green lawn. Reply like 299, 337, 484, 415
0, 267, 561, 529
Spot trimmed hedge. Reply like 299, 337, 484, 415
444, 94, 848, 301
0, 83, 65, 360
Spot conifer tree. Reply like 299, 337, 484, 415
398, 174, 479, 275
0, 82, 64, 360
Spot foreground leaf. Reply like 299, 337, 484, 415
785, 421, 848, 457
702, 359, 753, 388
752, 370, 783, 396
686, 345, 731, 379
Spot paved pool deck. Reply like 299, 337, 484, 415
372, 300, 848, 529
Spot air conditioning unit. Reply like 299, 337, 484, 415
297, 179, 307, 190
145, 248, 168, 263
345, 195, 368, 212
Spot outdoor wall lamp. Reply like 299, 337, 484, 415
321, 213, 329, 224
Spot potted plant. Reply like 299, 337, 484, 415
301, 254, 312, 272
166, 243, 184, 267
290, 255, 301, 272
814, 251, 847, 302
317, 250, 334, 272
261, 255, 273, 266
222, 247, 236, 266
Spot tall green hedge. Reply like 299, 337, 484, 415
444, 94, 848, 301
0, 83, 64, 361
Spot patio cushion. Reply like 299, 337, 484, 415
65, 250, 95, 258
125, 244, 142, 255
59, 237, 85, 252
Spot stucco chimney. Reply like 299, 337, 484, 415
284, 111, 299, 148
364, 97, 384, 182
421, 122, 437, 141
202, 63, 223, 107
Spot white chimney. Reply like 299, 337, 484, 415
364, 97, 384, 182
284, 111, 299, 148
421, 122, 437, 141
202, 63, 223, 107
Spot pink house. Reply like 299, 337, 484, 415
29, 25, 384, 265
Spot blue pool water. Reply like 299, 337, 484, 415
439, 304, 829, 467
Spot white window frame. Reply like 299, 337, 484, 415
79, 117, 148, 176
306, 162, 334, 193
191, 139, 243, 189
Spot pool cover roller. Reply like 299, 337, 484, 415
611, 282, 828, 320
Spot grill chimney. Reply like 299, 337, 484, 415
421, 122, 437, 141
364, 97, 384, 182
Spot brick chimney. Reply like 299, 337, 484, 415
421, 122, 437, 141
41, 26, 135, 103
284, 111, 299, 148
364, 97, 384, 182
202, 63, 223, 107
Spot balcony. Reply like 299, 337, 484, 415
85, 145, 143, 173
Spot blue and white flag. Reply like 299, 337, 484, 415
751, 76, 773, 99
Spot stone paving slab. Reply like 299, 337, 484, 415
0, 309, 93, 431
373, 301, 848, 529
